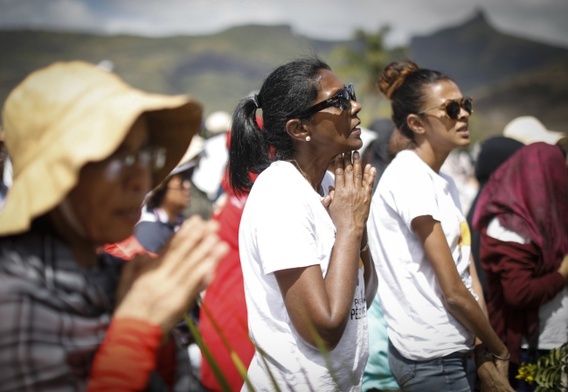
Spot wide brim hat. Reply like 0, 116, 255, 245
170, 135, 205, 176
503, 116, 565, 145
0, 60, 203, 236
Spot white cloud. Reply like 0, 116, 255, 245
0, 0, 566, 48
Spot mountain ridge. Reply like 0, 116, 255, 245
1, 12, 567, 137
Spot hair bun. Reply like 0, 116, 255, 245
378, 59, 419, 100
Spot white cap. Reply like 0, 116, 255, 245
503, 116, 565, 145
205, 111, 232, 135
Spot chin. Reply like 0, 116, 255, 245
102, 226, 136, 246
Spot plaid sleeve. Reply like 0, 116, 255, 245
0, 285, 84, 391
0, 250, 114, 391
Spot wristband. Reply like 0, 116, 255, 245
490, 351, 511, 361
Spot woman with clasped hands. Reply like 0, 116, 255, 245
0, 61, 228, 391
228, 57, 377, 391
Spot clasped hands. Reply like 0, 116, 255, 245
322, 151, 376, 234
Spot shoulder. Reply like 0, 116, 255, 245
134, 221, 174, 253
379, 151, 430, 192
248, 161, 301, 197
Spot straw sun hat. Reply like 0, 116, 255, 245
0, 61, 203, 236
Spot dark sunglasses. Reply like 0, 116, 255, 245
300, 84, 356, 117
417, 97, 474, 120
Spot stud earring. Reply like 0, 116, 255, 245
306, 136, 311, 142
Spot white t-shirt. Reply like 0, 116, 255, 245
239, 160, 369, 392
191, 133, 228, 200
367, 150, 475, 361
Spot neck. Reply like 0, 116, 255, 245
160, 204, 182, 224
289, 156, 327, 195
413, 143, 450, 173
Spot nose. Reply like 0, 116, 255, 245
125, 161, 152, 194
351, 99, 362, 115
458, 106, 470, 120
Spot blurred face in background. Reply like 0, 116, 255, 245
163, 172, 192, 213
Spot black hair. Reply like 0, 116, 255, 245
377, 59, 453, 141
146, 180, 169, 210
228, 57, 331, 195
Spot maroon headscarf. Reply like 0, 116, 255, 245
473, 142, 568, 274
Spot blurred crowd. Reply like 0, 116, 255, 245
0, 59, 566, 392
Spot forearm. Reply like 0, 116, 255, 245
416, 219, 508, 357
444, 287, 507, 358
470, 257, 488, 317
87, 318, 162, 392
323, 227, 364, 319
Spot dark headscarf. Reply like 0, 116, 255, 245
474, 136, 525, 185
467, 136, 525, 290
473, 142, 568, 273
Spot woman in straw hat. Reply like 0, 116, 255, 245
0, 61, 228, 391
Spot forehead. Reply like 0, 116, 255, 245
422, 80, 462, 104
315, 69, 345, 100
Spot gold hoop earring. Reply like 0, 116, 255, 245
306, 136, 311, 142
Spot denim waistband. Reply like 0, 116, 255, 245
443, 350, 472, 360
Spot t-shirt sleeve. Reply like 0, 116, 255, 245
254, 185, 320, 275
134, 222, 174, 254
384, 170, 439, 230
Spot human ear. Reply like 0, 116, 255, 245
285, 118, 310, 142
406, 114, 426, 136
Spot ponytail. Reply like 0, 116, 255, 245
228, 97, 269, 195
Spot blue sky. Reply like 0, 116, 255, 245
1, 0, 567, 48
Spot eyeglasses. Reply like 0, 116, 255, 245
300, 84, 357, 117
103, 145, 167, 172
417, 97, 474, 120
168, 179, 191, 191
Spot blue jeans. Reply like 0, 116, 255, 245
388, 342, 472, 391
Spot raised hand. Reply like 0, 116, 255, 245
327, 151, 376, 233
114, 215, 229, 334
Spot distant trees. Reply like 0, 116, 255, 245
328, 26, 407, 125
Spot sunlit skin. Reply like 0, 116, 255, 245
48, 116, 151, 267
273, 69, 378, 349
408, 79, 471, 173
287, 69, 364, 192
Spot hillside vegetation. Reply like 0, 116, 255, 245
1, 11, 567, 139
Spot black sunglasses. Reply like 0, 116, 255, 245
299, 84, 356, 117
417, 97, 474, 120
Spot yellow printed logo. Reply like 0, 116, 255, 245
459, 221, 471, 247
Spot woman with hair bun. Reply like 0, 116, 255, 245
228, 57, 377, 391
366, 59, 512, 391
